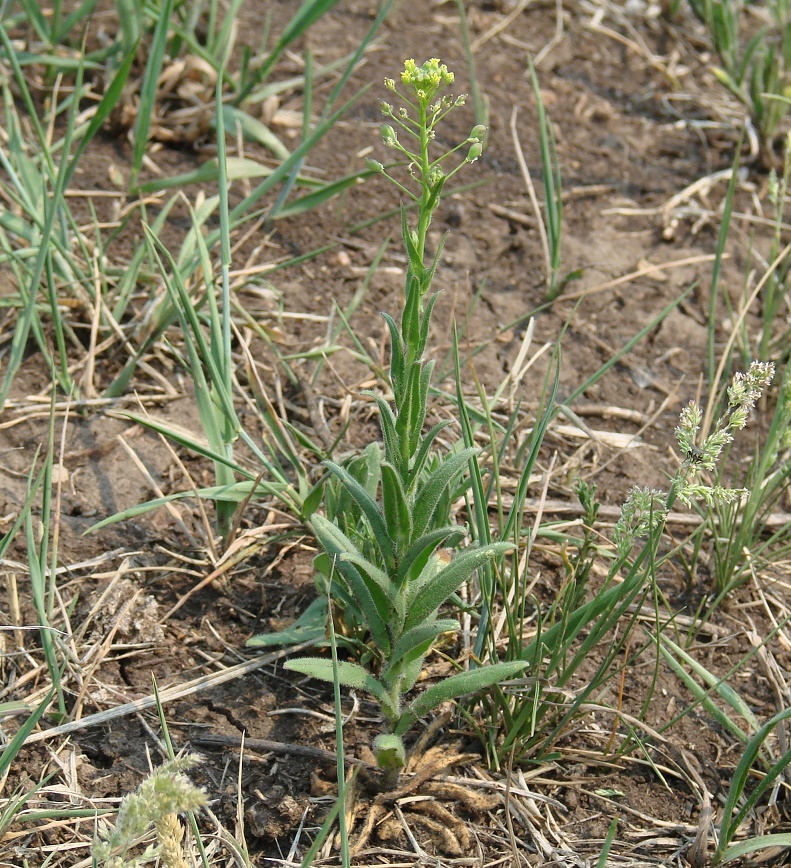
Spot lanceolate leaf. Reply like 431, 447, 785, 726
339, 551, 399, 611
405, 543, 513, 631
312, 514, 391, 653
382, 312, 405, 399
411, 449, 478, 539
384, 619, 458, 673
417, 290, 440, 359
412, 361, 435, 454
324, 460, 396, 571
401, 206, 420, 270
409, 420, 450, 489
381, 463, 412, 549
396, 526, 466, 587
368, 393, 404, 477
285, 658, 393, 716
401, 273, 422, 356
394, 660, 529, 736
395, 363, 423, 459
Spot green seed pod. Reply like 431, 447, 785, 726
381, 124, 398, 146
469, 124, 487, 141
365, 158, 385, 173
466, 141, 483, 163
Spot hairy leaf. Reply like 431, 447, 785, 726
312, 514, 391, 653
405, 543, 513, 631
395, 660, 528, 735
285, 658, 392, 715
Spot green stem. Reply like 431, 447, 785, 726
416, 99, 432, 271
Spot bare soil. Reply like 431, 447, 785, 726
2, 1, 791, 866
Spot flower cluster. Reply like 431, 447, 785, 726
366, 59, 486, 205
398, 57, 454, 103
92, 756, 207, 868
614, 486, 667, 557
673, 361, 774, 507
727, 360, 774, 426
615, 362, 775, 552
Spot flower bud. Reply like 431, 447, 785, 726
429, 167, 445, 188
380, 101, 394, 116
466, 141, 483, 162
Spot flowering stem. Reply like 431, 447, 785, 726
416, 101, 432, 271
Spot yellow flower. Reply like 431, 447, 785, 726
400, 58, 454, 103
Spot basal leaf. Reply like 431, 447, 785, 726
395, 660, 528, 735
285, 658, 392, 715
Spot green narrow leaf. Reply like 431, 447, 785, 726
409, 420, 450, 486
311, 514, 391, 653
380, 463, 412, 549
130, 0, 174, 184
400, 205, 420, 266
284, 658, 392, 714
135, 156, 277, 194
324, 460, 396, 570
657, 642, 749, 746
87, 480, 288, 531
718, 706, 791, 855
384, 619, 458, 672
405, 543, 513, 631
0, 687, 55, 778
338, 551, 398, 612
275, 167, 377, 220
417, 290, 441, 358
395, 660, 528, 736
221, 105, 290, 160
718, 835, 791, 865
411, 449, 478, 539
396, 525, 466, 587
382, 312, 405, 397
